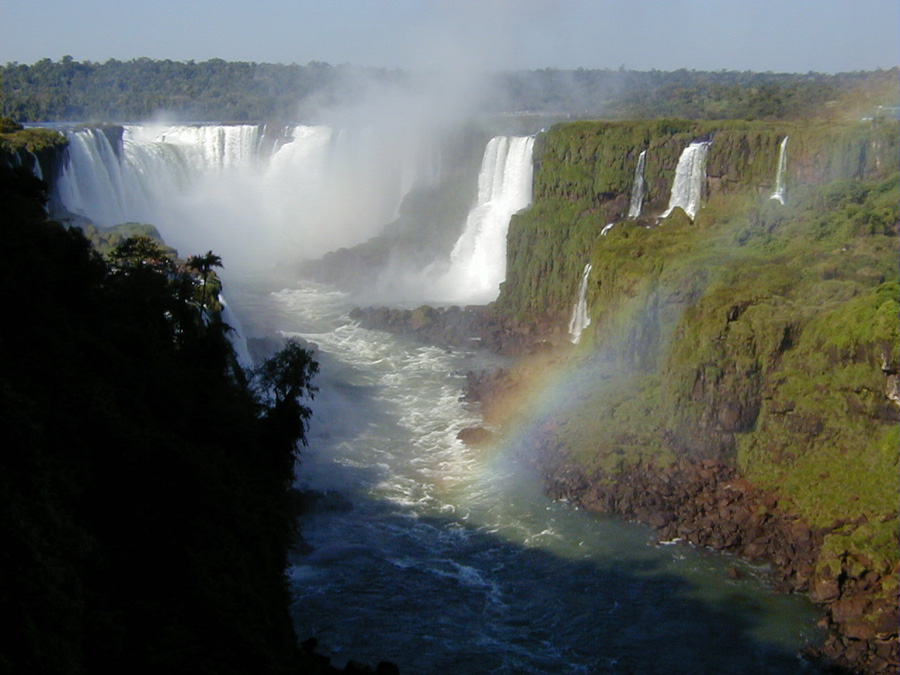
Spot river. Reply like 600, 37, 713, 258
229, 277, 826, 675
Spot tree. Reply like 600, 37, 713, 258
256, 339, 318, 411
109, 234, 174, 274
255, 339, 319, 456
186, 250, 223, 313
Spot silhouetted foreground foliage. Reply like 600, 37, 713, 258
0, 167, 317, 674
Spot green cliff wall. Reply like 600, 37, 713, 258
501, 119, 897, 320
498, 118, 900, 631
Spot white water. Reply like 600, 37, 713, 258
627, 150, 647, 218
770, 136, 788, 205
427, 135, 535, 304
568, 263, 592, 344
661, 141, 711, 220
219, 297, 253, 368
225, 279, 825, 674
55, 124, 440, 271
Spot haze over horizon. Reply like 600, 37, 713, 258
1, 0, 897, 75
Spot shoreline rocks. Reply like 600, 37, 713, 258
526, 428, 899, 675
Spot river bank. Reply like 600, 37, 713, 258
352, 304, 899, 675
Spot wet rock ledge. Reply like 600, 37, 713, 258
349, 304, 562, 355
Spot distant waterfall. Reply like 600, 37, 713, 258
661, 141, 711, 220
435, 135, 535, 304
627, 150, 647, 218
53, 124, 440, 270
568, 263, 592, 344
770, 136, 788, 205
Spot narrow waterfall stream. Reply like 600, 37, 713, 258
771, 136, 789, 205
662, 141, 711, 220
568, 263, 593, 344
627, 150, 647, 219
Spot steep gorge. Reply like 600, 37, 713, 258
4, 113, 898, 673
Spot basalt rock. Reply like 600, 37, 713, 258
349, 304, 561, 355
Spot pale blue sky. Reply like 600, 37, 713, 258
2, 0, 897, 73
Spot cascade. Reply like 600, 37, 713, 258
627, 150, 647, 218
30, 151, 43, 180
432, 135, 535, 304
568, 263, 593, 344
770, 136, 788, 205
219, 297, 253, 368
53, 124, 440, 270
661, 141, 711, 220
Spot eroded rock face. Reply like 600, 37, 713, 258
349, 304, 562, 356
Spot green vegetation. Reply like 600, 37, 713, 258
497, 118, 899, 602
501, 118, 898, 319
0, 168, 318, 674
0, 56, 397, 122
2, 58, 896, 123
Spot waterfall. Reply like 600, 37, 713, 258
627, 150, 647, 218
219, 296, 253, 368
661, 141, 711, 220
53, 123, 440, 270
770, 136, 788, 205
568, 263, 592, 344
434, 135, 535, 304
30, 152, 43, 180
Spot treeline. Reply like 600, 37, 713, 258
0, 56, 405, 122
0, 167, 319, 674
1, 56, 897, 123
494, 67, 899, 120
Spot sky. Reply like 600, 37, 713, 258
1, 0, 897, 74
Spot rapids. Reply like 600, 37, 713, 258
229, 280, 826, 675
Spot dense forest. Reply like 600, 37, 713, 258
1, 56, 896, 123
0, 166, 320, 674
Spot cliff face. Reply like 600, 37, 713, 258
501, 119, 898, 319
496, 118, 899, 672
0, 125, 68, 179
